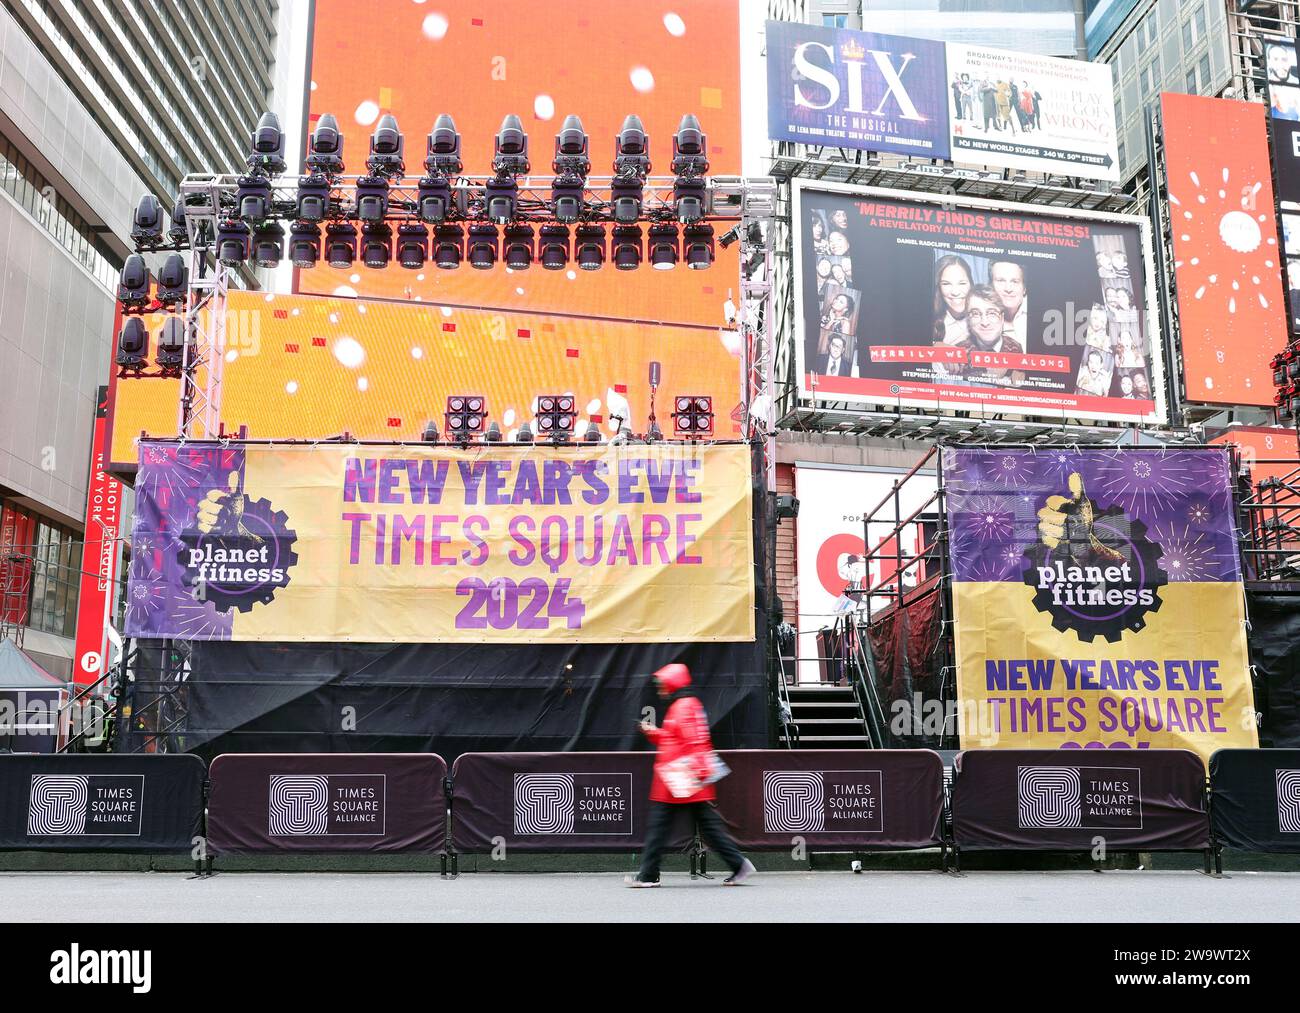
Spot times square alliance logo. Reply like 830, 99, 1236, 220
1023, 469, 1167, 643
176, 471, 298, 613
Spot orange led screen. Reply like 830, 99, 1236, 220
303, 0, 741, 326
1161, 93, 1288, 407
106, 290, 744, 473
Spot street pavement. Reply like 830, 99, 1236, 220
5, 869, 1300, 921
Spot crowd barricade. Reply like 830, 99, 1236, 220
449, 752, 693, 871
206, 753, 448, 869
713, 749, 946, 865
0, 754, 204, 859
950, 748, 1211, 870
1209, 748, 1300, 871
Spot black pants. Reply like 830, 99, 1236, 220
637, 800, 745, 882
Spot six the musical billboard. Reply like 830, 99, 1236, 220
766, 20, 1120, 180
794, 182, 1165, 423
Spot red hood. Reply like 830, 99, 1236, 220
654, 663, 691, 694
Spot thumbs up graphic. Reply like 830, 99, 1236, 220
1036, 472, 1123, 563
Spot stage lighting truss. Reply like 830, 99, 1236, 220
127, 118, 776, 463
672, 396, 715, 438
445, 395, 488, 442
534, 395, 578, 442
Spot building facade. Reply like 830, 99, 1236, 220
0, 0, 289, 675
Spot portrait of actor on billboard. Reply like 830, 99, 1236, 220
1272, 84, 1300, 121
810, 212, 831, 256
819, 284, 860, 344
1082, 302, 1113, 350
1268, 40, 1300, 86
1104, 283, 1141, 338
1113, 328, 1145, 369
1075, 346, 1114, 397
820, 333, 854, 377
956, 286, 1026, 387
990, 260, 1028, 348
932, 254, 976, 346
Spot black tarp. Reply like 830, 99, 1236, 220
1246, 593, 1300, 748
0, 754, 204, 852
1209, 748, 1300, 853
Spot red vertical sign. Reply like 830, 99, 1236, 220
72, 386, 122, 686
0, 505, 34, 625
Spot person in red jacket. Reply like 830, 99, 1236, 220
625, 663, 756, 887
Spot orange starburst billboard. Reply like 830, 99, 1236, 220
1161, 93, 1288, 407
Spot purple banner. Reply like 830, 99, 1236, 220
766, 20, 950, 159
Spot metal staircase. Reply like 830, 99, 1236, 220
781, 684, 871, 747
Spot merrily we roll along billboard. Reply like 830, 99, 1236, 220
766, 20, 1120, 181
794, 182, 1167, 425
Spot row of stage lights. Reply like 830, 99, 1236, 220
127, 110, 720, 275
1272, 345, 1300, 424
429, 394, 715, 445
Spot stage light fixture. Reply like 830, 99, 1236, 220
611, 114, 650, 224
535, 395, 577, 442
426, 114, 464, 174
131, 195, 163, 245
156, 253, 188, 306
397, 223, 428, 269
115, 317, 148, 371
296, 174, 332, 222
611, 225, 643, 271
445, 396, 487, 440
648, 223, 679, 271
306, 113, 345, 175
516, 423, 535, 444
355, 175, 390, 222
289, 223, 321, 268
168, 197, 189, 246
434, 224, 464, 269
417, 175, 452, 223
421, 421, 440, 444
155, 315, 187, 371
217, 219, 251, 266
551, 114, 590, 223
325, 222, 357, 269
361, 223, 392, 268
253, 222, 285, 267
647, 420, 664, 442
504, 224, 534, 270
117, 254, 151, 309
467, 223, 499, 269
248, 111, 287, 174
672, 395, 714, 438
367, 114, 405, 178
487, 114, 529, 223
539, 224, 570, 271
683, 223, 715, 270
486, 421, 503, 443
671, 114, 709, 224
236, 173, 273, 222
583, 420, 602, 443
575, 224, 606, 271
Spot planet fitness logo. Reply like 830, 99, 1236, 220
176, 472, 298, 613
1023, 472, 1166, 643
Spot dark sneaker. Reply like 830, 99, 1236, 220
624, 876, 660, 888
723, 858, 756, 885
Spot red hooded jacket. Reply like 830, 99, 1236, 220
642, 664, 716, 804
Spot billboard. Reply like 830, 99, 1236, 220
105, 290, 744, 474
304, 0, 740, 326
945, 446, 1257, 763
124, 441, 755, 644
1161, 93, 1286, 407
1263, 36, 1300, 338
793, 182, 1165, 423
72, 387, 122, 686
765, 21, 1119, 180
794, 465, 938, 683
854, 1, 1077, 58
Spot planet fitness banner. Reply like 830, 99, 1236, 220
944, 447, 1257, 763
125, 441, 754, 643
796, 183, 1165, 424
766, 20, 1120, 180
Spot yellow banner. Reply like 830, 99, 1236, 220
126, 442, 755, 644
